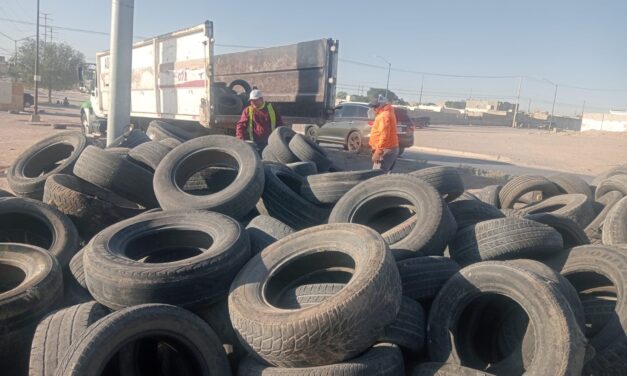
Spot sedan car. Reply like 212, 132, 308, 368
307, 102, 415, 154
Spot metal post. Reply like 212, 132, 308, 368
418, 74, 424, 105
107, 0, 135, 146
581, 100, 586, 117
527, 99, 531, 114
549, 84, 558, 128
375, 55, 391, 100
31, 0, 40, 122
512, 77, 522, 127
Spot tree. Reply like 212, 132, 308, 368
9, 39, 85, 103
337, 91, 348, 99
445, 100, 466, 109
367, 87, 400, 103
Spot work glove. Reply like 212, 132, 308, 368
371, 149, 383, 163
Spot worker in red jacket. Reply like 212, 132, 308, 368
235, 89, 283, 150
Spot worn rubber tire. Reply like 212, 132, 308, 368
7, 131, 88, 199
29, 301, 109, 376
329, 174, 457, 259
516, 193, 595, 229
245, 214, 294, 255
229, 223, 402, 367
275, 283, 346, 309
524, 213, 590, 248
499, 175, 560, 209
257, 163, 330, 229
412, 363, 495, 376
159, 137, 182, 148
448, 199, 505, 229
107, 129, 150, 148
43, 174, 143, 240
410, 166, 465, 202
595, 175, 627, 200
154, 135, 264, 219
286, 161, 317, 177
585, 191, 624, 243
267, 127, 299, 163
475, 185, 501, 208
128, 141, 172, 171
0, 243, 63, 376
0, 196, 80, 269
84, 210, 250, 310
580, 293, 617, 338
397, 256, 461, 302
145, 120, 202, 142
261, 146, 281, 162
288, 134, 332, 172
449, 218, 564, 266
592, 164, 627, 186
300, 170, 384, 205
63, 248, 93, 305
543, 245, 627, 375
379, 296, 426, 354
550, 173, 594, 200
602, 196, 627, 245
55, 303, 231, 376
428, 261, 586, 376
0, 188, 14, 197
237, 343, 404, 376
73, 145, 158, 208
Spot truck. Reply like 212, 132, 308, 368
80, 21, 339, 137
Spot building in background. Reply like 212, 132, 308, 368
581, 111, 627, 132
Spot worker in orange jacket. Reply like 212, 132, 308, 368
368, 95, 399, 172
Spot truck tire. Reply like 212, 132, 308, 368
0, 197, 80, 269
237, 343, 404, 376
499, 175, 560, 209
146, 120, 203, 142
549, 173, 594, 200
397, 256, 460, 302
524, 213, 589, 248
84, 210, 250, 310
602, 196, 627, 245
128, 141, 172, 171
289, 134, 333, 172
257, 163, 330, 229
379, 296, 426, 354
228, 79, 252, 95
64, 248, 93, 306
229, 223, 402, 367
55, 304, 231, 376
0, 188, 13, 198
267, 127, 299, 163
428, 262, 586, 376
584, 191, 624, 243
543, 245, 627, 375
580, 293, 617, 338
261, 146, 281, 162
329, 174, 457, 259
105, 146, 130, 156
7, 131, 88, 199
300, 170, 384, 205
29, 301, 108, 376
595, 175, 627, 200
410, 166, 464, 202
448, 199, 505, 229
475, 185, 501, 208
159, 137, 182, 148
591, 164, 627, 186
286, 161, 317, 177
73, 145, 159, 208
412, 363, 495, 376
0, 243, 63, 376
245, 214, 294, 255
449, 218, 563, 266
43, 174, 143, 240
516, 193, 595, 229
154, 135, 264, 219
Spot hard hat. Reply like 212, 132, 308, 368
249, 89, 263, 100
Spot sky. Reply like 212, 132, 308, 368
1, 0, 626, 115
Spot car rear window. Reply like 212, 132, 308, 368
394, 108, 413, 125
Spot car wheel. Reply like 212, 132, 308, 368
305, 126, 317, 143
346, 131, 362, 154
80, 111, 90, 134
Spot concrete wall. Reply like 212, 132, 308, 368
0, 81, 24, 111
581, 113, 627, 132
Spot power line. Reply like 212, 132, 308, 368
0, 17, 146, 39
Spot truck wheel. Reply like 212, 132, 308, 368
228, 79, 251, 95
346, 131, 362, 153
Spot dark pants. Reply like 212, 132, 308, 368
373, 147, 399, 172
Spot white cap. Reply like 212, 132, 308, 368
249, 89, 263, 100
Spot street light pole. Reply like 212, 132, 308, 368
418, 74, 424, 105
550, 83, 558, 129
512, 77, 522, 127
32, 0, 41, 122
375, 55, 391, 100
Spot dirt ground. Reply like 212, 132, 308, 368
412, 124, 627, 176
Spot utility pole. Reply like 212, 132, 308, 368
527, 99, 532, 114
418, 74, 424, 105
581, 100, 586, 118
107, 0, 135, 145
31, 0, 41, 122
376, 55, 391, 100
511, 77, 522, 127
550, 84, 558, 129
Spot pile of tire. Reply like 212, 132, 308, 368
0, 125, 626, 376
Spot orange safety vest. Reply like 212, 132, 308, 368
248, 103, 277, 140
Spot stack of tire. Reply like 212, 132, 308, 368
0, 123, 625, 375
261, 126, 334, 174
